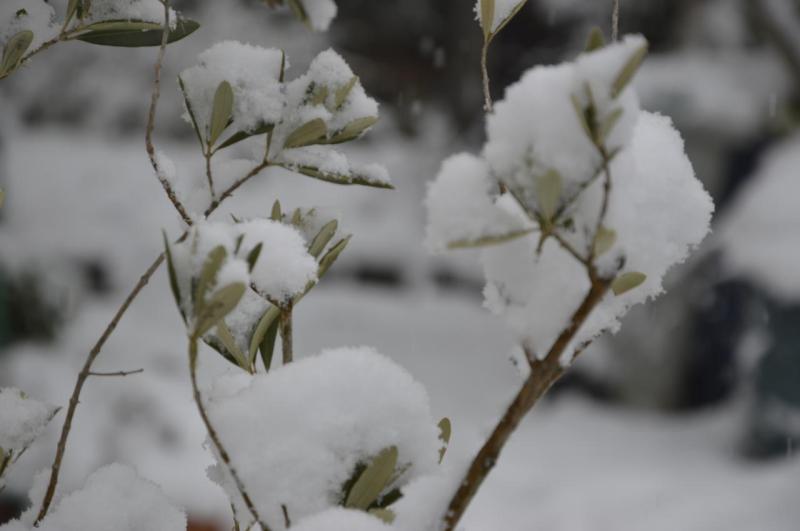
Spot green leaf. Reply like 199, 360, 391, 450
65, 0, 82, 25
194, 246, 227, 317
208, 81, 234, 147
178, 75, 205, 149
480, 0, 495, 37
611, 43, 648, 99
270, 200, 282, 221
447, 228, 534, 250
585, 26, 605, 51
1, 30, 34, 77
334, 76, 358, 109
194, 282, 246, 337
308, 220, 338, 258
570, 94, 593, 139
258, 318, 280, 372
74, 18, 200, 47
593, 226, 617, 257
318, 236, 351, 277
368, 508, 396, 524
345, 446, 399, 510
246, 243, 263, 272
598, 108, 623, 143
289, 164, 394, 189
286, 0, 309, 25
309, 84, 329, 106
536, 169, 562, 221
162, 232, 185, 322
213, 321, 250, 370
326, 116, 378, 144
611, 271, 647, 296
283, 118, 327, 149
215, 123, 274, 152
249, 305, 280, 364
437, 417, 452, 463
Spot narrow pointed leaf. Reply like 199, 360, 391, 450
215, 123, 274, 152
213, 321, 249, 370
249, 305, 280, 363
283, 118, 327, 149
162, 231, 185, 321
208, 81, 234, 146
318, 236, 351, 276
66, 0, 82, 24
258, 318, 280, 372
1, 30, 34, 77
289, 164, 394, 189
326, 116, 378, 144
480, 0, 495, 37
571, 94, 592, 139
612, 271, 647, 296
195, 282, 245, 337
178, 75, 205, 149
611, 43, 648, 98
585, 26, 605, 51
310, 84, 329, 106
335, 76, 358, 109
246, 243, 263, 272
345, 446, 398, 510
74, 18, 200, 47
271, 200, 282, 221
447, 227, 534, 249
598, 108, 624, 143
194, 246, 227, 317
308, 220, 338, 258
369, 508, 396, 524
536, 169, 562, 221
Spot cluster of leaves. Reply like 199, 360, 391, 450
337, 418, 452, 524
1, 1, 198, 78
164, 204, 349, 374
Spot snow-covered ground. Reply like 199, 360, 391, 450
0, 130, 798, 530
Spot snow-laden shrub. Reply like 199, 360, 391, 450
1, 464, 185, 531
205, 347, 442, 529
425, 36, 714, 360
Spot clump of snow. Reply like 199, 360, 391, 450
424, 153, 532, 251
0, 0, 59, 52
716, 132, 800, 302
0, 387, 58, 460
299, 0, 338, 31
425, 37, 713, 360
206, 347, 441, 529
86, 0, 177, 27
2, 464, 186, 531
180, 42, 286, 139
292, 508, 391, 531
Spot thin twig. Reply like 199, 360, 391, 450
280, 301, 293, 365
205, 152, 217, 199
87, 368, 144, 377
34, 253, 165, 523
612, 0, 621, 41
189, 336, 272, 531
144, 2, 193, 226
441, 272, 612, 531
281, 505, 291, 528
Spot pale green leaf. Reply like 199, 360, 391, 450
208, 81, 234, 146
447, 228, 534, 250
1, 30, 33, 77
213, 321, 249, 370
536, 169, 562, 221
585, 26, 605, 51
611, 43, 648, 99
335, 76, 358, 109
345, 446, 398, 510
308, 220, 338, 258
438, 417, 451, 463
326, 116, 378, 144
283, 118, 327, 149
74, 19, 199, 47
194, 246, 227, 317
480, 0, 495, 37
318, 236, 351, 277
593, 226, 617, 257
270, 200, 282, 221
369, 508, 396, 524
612, 271, 647, 296
194, 282, 246, 337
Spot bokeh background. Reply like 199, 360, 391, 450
1, 0, 799, 529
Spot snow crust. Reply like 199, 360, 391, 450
425, 37, 713, 359
293, 508, 391, 531
206, 347, 441, 529
86, 0, 178, 26
0, 387, 57, 459
1, 464, 186, 531
0, 0, 59, 52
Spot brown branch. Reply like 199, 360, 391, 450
612, 0, 621, 42
442, 273, 612, 531
34, 252, 166, 523
144, 2, 193, 227
188, 337, 272, 531
205, 152, 217, 199
87, 368, 144, 377
280, 301, 294, 365
480, 38, 493, 113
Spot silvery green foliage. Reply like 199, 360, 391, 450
179, 43, 391, 190
425, 35, 714, 360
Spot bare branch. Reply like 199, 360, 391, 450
612, 0, 621, 42
88, 368, 144, 377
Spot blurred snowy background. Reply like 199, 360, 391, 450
1, 0, 799, 529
